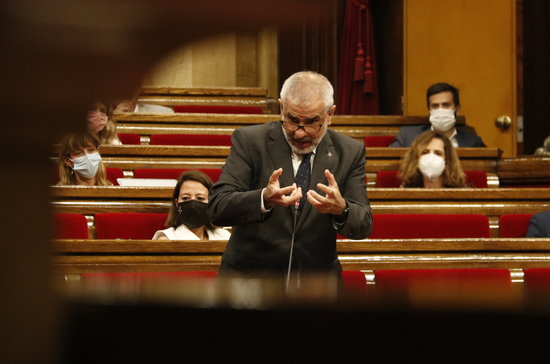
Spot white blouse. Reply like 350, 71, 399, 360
152, 224, 230, 240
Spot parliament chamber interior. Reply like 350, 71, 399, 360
2, 0, 550, 362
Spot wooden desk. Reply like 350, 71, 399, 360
51, 186, 550, 237
52, 238, 550, 274
113, 114, 466, 140
137, 86, 277, 112
92, 145, 501, 176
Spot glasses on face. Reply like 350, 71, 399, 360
282, 114, 327, 133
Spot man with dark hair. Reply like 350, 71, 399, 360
390, 82, 485, 147
209, 71, 372, 277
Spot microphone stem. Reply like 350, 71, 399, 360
286, 202, 300, 291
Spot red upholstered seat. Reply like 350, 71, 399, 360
376, 170, 401, 187
172, 105, 263, 114
342, 271, 368, 292
54, 213, 89, 239
369, 214, 490, 239
94, 213, 168, 239
464, 171, 488, 188
375, 170, 488, 188
374, 268, 512, 293
117, 133, 141, 145
133, 168, 222, 183
523, 269, 550, 293
363, 135, 396, 147
106, 167, 124, 186
150, 134, 232, 146
499, 214, 533, 237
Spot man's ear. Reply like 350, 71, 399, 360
278, 98, 284, 119
327, 105, 336, 125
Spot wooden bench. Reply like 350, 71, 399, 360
51, 238, 550, 274
137, 86, 278, 113
113, 113, 467, 143
93, 145, 501, 177
50, 186, 550, 237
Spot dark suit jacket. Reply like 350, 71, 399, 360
526, 210, 550, 237
389, 125, 486, 147
209, 121, 372, 273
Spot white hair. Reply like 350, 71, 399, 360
280, 71, 334, 113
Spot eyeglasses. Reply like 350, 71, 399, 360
282, 114, 327, 133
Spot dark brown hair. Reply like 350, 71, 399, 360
166, 170, 215, 229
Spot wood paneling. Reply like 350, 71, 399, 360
404, 0, 518, 156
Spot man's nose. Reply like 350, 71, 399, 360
294, 126, 308, 138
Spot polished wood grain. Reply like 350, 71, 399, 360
51, 238, 550, 273
113, 113, 454, 125
50, 186, 550, 200
97, 145, 501, 159
140, 86, 268, 96
50, 187, 550, 238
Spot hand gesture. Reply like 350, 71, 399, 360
263, 168, 302, 209
307, 169, 347, 215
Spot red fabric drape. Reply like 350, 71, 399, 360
336, 0, 379, 114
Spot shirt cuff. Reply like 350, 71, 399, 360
260, 188, 272, 213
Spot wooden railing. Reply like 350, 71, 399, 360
113, 113, 467, 141
50, 186, 550, 237
137, 86, 277, 112
52, 238, 550, 274
56, 145, 550, 185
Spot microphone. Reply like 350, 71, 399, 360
286, 200, 300, 290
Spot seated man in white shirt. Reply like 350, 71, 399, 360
390, 82, 485, 148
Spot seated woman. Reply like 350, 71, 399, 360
86, 101, 122, 145
399, 130, 466, 188
153, 170, 230, 240
57, 132, 112, 186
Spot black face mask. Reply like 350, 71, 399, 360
176, 200, 209, 229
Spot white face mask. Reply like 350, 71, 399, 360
71, 152, 101, 179
418, 153, 445, 180
429, 108, 456, 132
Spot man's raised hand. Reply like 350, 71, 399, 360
263, 168, 302, 208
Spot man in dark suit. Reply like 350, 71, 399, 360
526, 210, 550, 237
390, 82, 485, 148
209, 71, 372, 276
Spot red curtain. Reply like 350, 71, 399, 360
336, 0, 379, 114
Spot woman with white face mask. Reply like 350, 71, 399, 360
57, 132, 112, 186
399, 130, 466, 188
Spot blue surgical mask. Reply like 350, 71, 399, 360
71, 152, 101, 179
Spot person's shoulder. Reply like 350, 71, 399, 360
152, 227, 175, 240
210, 227, 231, 240
532, 210, 550, 221
400, 124, 429, 133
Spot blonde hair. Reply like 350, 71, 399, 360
399, 130, 466, 187
57, 132, 111, 186
90, 101, 120, 145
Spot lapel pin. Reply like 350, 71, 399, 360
327, 152, 333, 158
